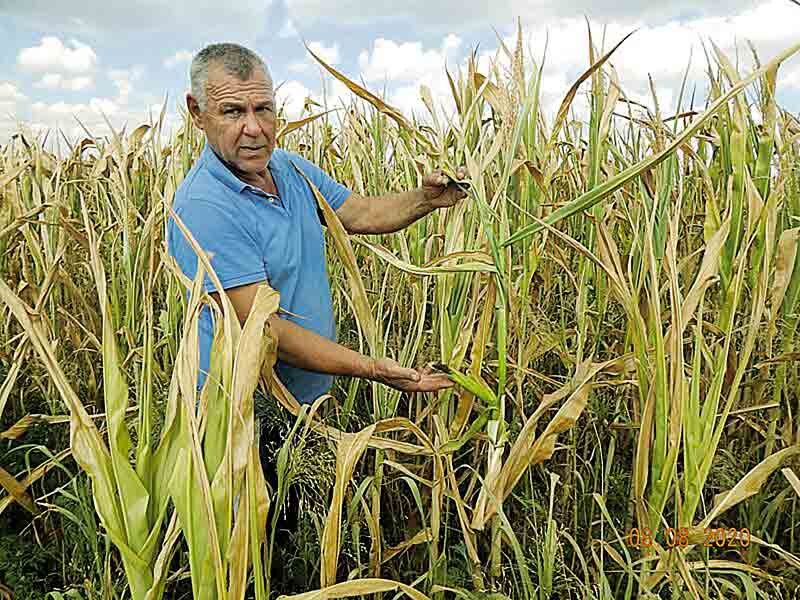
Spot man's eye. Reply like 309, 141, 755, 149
224, 108, 241, 116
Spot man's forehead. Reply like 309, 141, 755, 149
206, 65, 273, 98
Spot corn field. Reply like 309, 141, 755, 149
2, 26, 800, 600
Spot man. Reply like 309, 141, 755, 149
167, 42, 467, 406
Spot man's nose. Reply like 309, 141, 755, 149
243, 109, 261, 136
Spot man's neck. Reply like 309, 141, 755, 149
240, 168, 278, 196
211, 146, 279, 196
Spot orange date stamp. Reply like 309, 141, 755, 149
624, 527, 751, 549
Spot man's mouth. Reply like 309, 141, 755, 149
241, 145, 266, 152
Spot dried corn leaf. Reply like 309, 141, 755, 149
702, 446, 800, 527
382, 529, 432, 564
0, 464, 38, 515
0, 447, 71, 516
278, 110, 335, 143
770, 228, 799, 319
293, 162, 378, 353
320, 425, 376, 588
0, 160, 30, 190
352, 237, 496, 275
279, 578, 429, 600
304, 43, 411, 133
472, 72, 504, 114
226, 490, 249, 600
782, 468, 800, 498
472, 360, 605, 529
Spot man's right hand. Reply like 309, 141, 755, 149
368, 357, 453, 393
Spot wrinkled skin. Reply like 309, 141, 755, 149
186, 63, 278, 194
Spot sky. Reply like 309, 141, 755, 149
0, 0, 799, 147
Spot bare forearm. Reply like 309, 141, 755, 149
356, 188, 433, 234
264, 314, 451, 394
268, 314, 374, 379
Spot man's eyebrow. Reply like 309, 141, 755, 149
218, 99, 273, 109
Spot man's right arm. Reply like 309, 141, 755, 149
211, 281, 452, 393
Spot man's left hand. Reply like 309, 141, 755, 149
421, 167, 469, 209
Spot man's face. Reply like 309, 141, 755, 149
189, 63, 277, 177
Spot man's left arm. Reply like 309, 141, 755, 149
336, 168, 468, 235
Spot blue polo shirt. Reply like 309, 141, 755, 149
166, 142, 352, 404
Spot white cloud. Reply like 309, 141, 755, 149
20, 97, 166, 146
0, 82, 26, 102
34, 74, 94, 91
23, 99, 118, 143
276, 77, 353, 118
0, 83, 25, 139
31, 99, 118, 117
273, 0, 797, 132
390, 83, 437, 118
352, 35, 462, 118
63, 76, 93, 92
5, 0, 799, 148
33, 74, 63, 89
458, 0, 800, 124
358, 35, 462, 83
287, 41, 341, 77
784, 65, 800, 90
307, 41, 341, 66
276, 79, 313, 119
320, 78, 353, 108
288, 61, 310, 73
17, 37, 97, 73
281, 0, 799, 126
88, 98, 120, 116
109, 67, 144, 105
164, 50, 194, 69
284, 0, 759, 28
9, 65, 149, 142
442, 33, 461, 53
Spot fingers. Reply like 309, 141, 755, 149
414, 376, 454, 392
423, 169, 448, 188
403, 368, 422, 382
411, 369, 453, 392
391, 363, 421, 382
380, 369, 453, 393
425, 167, 467, 187
417, 365, 435, 376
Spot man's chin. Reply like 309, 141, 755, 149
241, 146, 272, 158
236, 153, 270, 170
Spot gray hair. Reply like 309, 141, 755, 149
189, 43, 272, 111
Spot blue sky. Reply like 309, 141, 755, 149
0, 0, 798, 145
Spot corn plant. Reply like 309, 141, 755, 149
3, 21, 800, 600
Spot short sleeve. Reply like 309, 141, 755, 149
288, 152, 352, 212
167, 200, 267, 293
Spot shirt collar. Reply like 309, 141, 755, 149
201, 141, 284, 195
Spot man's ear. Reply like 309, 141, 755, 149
186, 93, 205, 130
